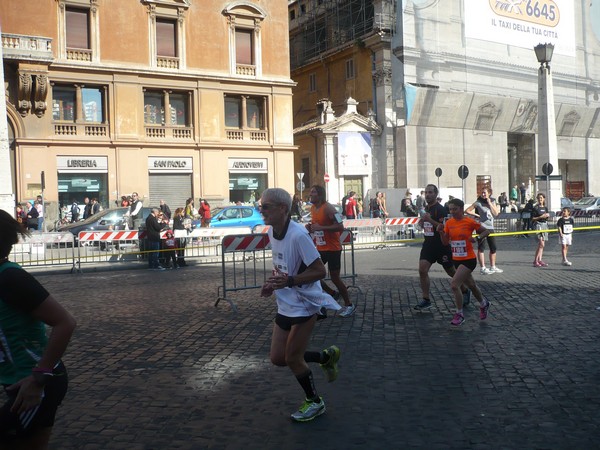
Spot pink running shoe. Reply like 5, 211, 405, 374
539, 261, 549, 267
533, 260, 542, 267
480, 300, 491, 320
450, 312, 465, 326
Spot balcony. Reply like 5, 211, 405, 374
1, 33, 53, 63
236, 64, 256, 76
145, 126, 193, 139
157, 56, 180, 69
226, 129, 268, 142
54, 123, 108, 137
66, 48, 92, 62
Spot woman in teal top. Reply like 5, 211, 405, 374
0, 210, 76, 449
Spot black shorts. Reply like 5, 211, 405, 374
453, 258, 478, 271
0, 362, 68, 439
420, 242, 453, 268
477, 235, 497, 253
275, 313, 314, 331
319, 250, 342, 271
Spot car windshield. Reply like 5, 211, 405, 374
76, 208, 115, 224
574, 197, 596, 206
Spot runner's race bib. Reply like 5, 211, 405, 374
313, 230, 326, 246
423, 222, 434, 237
450, 240, 467, 258
563, 224, 573, 234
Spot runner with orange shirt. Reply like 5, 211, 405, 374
437, 198, 492, 326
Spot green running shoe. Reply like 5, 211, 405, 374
290, 398, 326, 422
320, 345, 341, 382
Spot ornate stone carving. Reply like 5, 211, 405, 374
17, 72, 32, 117
34, 74, 49, 118
373, 66, 392, 87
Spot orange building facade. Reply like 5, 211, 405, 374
2, 0, 295, 222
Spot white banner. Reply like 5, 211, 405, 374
337, 132, 371, 176
464, 0, 575, 56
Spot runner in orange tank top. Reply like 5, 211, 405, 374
438, 198, 492, 326
307, 185, 355, 317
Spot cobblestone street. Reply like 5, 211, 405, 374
31, 231, 600, 449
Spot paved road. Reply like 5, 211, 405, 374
29, 230, 600, 449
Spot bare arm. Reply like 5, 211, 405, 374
262, 258, 327, 295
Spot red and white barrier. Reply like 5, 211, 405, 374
222, 234, 271, 253
384, 217, 420, 226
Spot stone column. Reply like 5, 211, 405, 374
0, 23, 16, 214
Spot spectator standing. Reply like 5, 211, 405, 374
498, 192, 508, 213
126, 192, 143, 229
145, 207, 166, 270
0, 210, 77, 449
15, 203, 26, 228
519, 183, 527, 204
521, 199, 535, 233
438, 198, 492, 326
162, 230, 178, 269
82, 197, 92, 220
90, 198, 101, 216
35, 195, 44, 231
510, 185, 519, 204
370, 192, 381, 218
307, 185, 355, 317
199, 199, 211, 227
531, 193, 550, 267
172, 207, 188, 267
415, 184, 470, 311
120, 196, 129, 207
465, 188, 503, 274
25, 201, 39, 230
344, 191, 357, 220
356, 198, 364, 219
340, 191, 351, 218
184, 198, 195, 219
159, 200, 171, 221
557, 207, 574, 266
259, 187, 341, 422
290, 194, 303, 221
509, 199, 518, 213
415, 190, 426, 215
379, 192, 389, 218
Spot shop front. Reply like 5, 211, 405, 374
148, 156, 193, 210
228, 157, 268, 203
57, 156, 108, 211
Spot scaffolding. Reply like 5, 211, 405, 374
289, 0, 395, 69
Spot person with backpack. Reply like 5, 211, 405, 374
70, 200, 80, 223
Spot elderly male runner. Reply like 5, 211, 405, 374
259, 188, 341, 422
307, 185, 356, 317
415, 184, 470, 310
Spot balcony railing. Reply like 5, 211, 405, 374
145, 126, 193, 139
66, 48, 92, 62
1, 33, 53, 62
54, 123, 108, 137
236, 64, 256, 76
157, 56, 180, 69
226, 129, 268, 142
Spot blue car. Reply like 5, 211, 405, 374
209, 205, 264, 229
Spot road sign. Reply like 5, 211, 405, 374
458, 165, 469, 180
535, 175, 562, 181
324, 173, 330, 183
297, 172, 304, 181
542, 163, 554, 176
296, 181, 305, 191
435, 167, 442, 177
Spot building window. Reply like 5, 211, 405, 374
309, 73, 317, 92
346, 59, 355, 80
143, 90, 192, 139
66, 7, 90, 50
224, 94, 267, 141
144, 0, 189, 70
300, 3, 306, 15
289, 9, 296, 21
52, 84, 108, 136
156, 18, 177, 58
223, 3, 266, 77
58, 0, 99, 62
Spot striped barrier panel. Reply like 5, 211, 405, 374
215, 230, 358, 312
9, 232, 76, 269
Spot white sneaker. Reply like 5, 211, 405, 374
489, 266, 503, 273
562, 260, 572, 266
338, 304, 356, 317
480, 267, 492, 275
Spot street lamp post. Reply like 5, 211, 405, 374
534, 43, 561, 213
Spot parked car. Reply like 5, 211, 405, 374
572, 196, 600, 211
57, 207, 152, 238
561, 197, 574, 209
209, 205, 264, 229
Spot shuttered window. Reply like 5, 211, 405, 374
235, 29, 253, 65
66, 7, 90, 49
149, 174, 192, 211
156, 19, 177, 57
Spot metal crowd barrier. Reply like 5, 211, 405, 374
342, 217, 421, 247
215, 229, 359, 312
9, 232, 76, 269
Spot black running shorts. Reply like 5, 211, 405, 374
419, 242, 453, 268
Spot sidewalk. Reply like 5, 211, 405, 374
40, 231, 600, 449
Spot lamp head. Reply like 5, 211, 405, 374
534, 43, 554, 66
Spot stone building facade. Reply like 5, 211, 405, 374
2, 0, 295, 222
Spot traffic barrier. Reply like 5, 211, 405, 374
9, 232, 76, 269
343, 217, 421, 246
215, 229, 359, 312
215, 233, 271, 312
